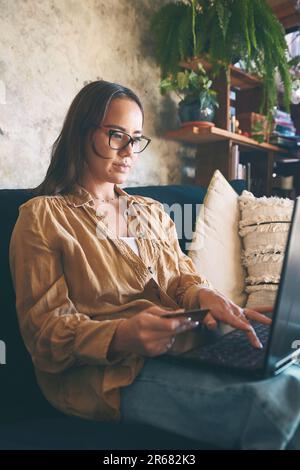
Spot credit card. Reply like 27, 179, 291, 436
161, 308, 210, 322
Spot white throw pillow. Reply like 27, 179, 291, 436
188, 169, 247, 307
238, 191, 294, 308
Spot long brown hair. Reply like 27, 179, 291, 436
32, 80, 144, 196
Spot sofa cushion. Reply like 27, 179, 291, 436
239, 190, 294, 308
188, 170, 247, 307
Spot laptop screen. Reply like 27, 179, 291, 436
266, 197, 300, 374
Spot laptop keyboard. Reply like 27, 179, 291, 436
183, 321, 270, 370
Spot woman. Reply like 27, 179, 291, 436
10, 80, 291, 449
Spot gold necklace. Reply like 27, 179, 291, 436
92, 192, 119, 225
77, 183, 119, 203
91, 191, 119, 203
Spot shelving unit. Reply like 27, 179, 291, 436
165, 124, 287, 196
165, 125, 284, 151
166, 57, 296, 197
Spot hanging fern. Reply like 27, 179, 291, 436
150, 2, 193, 77
191, 0, 197, 55
150, 0, 292, 113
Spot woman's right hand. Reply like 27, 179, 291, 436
108, 305, 200, 358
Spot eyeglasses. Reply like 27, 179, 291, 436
95, 126, 151, 154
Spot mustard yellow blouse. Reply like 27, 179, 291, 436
9, 183, 212, 422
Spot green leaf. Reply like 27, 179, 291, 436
177, 71, 189, 89
151, 0, 292, 113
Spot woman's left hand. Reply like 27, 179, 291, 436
197, 287, 273, 349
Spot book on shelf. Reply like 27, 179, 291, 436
246, 162, 251, 191
270, 134, 300, 149
237, 163, 246, 180
231, 144, 239, 178
272, 109, 296, 137
230, 144, 251, 191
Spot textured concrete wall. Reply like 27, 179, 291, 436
0, 0, 185, 189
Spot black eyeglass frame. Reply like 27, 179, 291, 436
94, 126, 151, 154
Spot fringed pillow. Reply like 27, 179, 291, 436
238, 191, 294, 308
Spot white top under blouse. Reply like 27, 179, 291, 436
119, 236, 140, 257
119, 237, 159, 282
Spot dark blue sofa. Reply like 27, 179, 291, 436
0, 182, 244, 450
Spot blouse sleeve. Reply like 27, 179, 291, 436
159, 204, 214, 310
9, 200, 129, 374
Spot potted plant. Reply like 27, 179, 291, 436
160, 63, 219, 125
151, 0, 292, 115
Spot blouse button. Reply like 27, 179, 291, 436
148, 266, 154, 274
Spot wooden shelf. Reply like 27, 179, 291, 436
267, 0, 300, 30
172, 54, 294, 196
165, 125, 288, 153
181, 57, 262, 90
